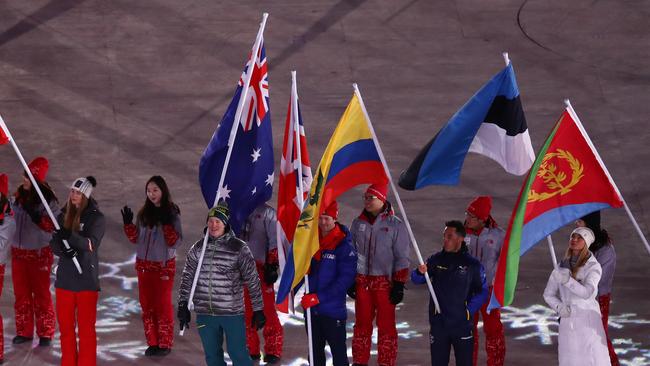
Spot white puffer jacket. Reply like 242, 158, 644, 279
543, 255, 610, 366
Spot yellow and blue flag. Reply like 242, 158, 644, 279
276, 93, 388, 303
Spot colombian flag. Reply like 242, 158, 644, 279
488, 104, 623, 311
276, 93, 388, 303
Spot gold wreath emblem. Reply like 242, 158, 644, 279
527, 149, 584, 202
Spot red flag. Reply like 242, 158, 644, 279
0, 117, 10, 145
489, 105, 623, 310
276, 74, 312, 312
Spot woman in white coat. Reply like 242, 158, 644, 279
543, 226, 610, 366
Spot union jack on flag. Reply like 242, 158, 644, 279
199, 35, 274, 235
277, 75, 312, 244
238, 45, 269, 131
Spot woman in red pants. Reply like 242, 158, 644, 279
121, 175, 182, 357
11, 157, 58, 346
50, 176, 105, 366
0, 174, 17, 363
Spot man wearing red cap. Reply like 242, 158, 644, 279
349, 184, 410, 366
464, 196, 506, 366
301, 201, 357, 366
0, 173, 17, 363
10, 157, 59, 346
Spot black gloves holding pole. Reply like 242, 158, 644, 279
389, 281, 405, 305
177, 301, 191, 331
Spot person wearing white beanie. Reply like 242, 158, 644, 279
543, 226, 611, 366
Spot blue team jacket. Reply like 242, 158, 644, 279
307, 223, 357, 320
412, 247, 488, 331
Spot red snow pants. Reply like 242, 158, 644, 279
352, 275, 398, 366
55, 288, 98, 366
244, 264, 283, 357
136, 258, 175, 349
11, 247, 55, 338
473, 286, 505, 366
599, 294, 620, 366
0, 264, 5, 360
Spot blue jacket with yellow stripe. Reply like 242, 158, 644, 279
412, 246, 488, 330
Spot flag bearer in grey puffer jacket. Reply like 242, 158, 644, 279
178, 203, 266, 366
121, 176, 183, 357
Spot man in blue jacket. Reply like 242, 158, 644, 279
412, 220, 488, 366
301, 201, 357, 366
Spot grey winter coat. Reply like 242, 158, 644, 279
350, 205, 410, 277
593, 243, 616, 296
178, 230, 263, 315
465, 226, 505, 285
12, 198, 60, 250
131, 212, 183, 263
0, 207, 16, 265
240, 204, 286, 264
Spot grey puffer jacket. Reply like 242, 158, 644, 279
0, 203, 16, 265
240, 204, 281, 264
178, 230, 263, 316
465, 226, 505, 285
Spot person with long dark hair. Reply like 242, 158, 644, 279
0, 173, 17, 363
51, 176, 105, 366
576, 211, 620, 366
10, 157, 58, 346
543, 227, 610, 366
121, 175, 182, 357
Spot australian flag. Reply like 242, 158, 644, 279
199, 41, 274, 235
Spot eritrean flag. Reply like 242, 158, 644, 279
276, 92, 388, 303
488, 104, 623, 311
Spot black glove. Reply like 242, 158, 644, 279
347, 284, 357, 299
252, 310, 266, 330
177, 301, 191, 330
26, 207, 42, 225
60, 242, 79, 259
53, 227, 72, 243
121, 206, 133, 225
263, 263, 279, 285
389, 281, 405, 305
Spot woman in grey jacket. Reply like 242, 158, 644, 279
177, 203, 266, 366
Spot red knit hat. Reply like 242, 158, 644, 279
0, 174, 8, 196
466, 196, 492, 221
366, 184, 388, 203
28, 157, 49, 182
322, 201, 338, 219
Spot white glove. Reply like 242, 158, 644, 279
552, 268, 571, 284
556, 303, 571, 318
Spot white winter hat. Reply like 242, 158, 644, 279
571, 227, 595, 248
71, 176, 97, 199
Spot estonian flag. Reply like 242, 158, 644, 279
398, 63, 534, 189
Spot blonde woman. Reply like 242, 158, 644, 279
543, 227, 610, 366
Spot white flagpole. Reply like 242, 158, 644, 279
565, 99, 650, 256
182, 12, 269, 336
547, 236, 558, 270
275, 221, 294, 313
353, 84, 442, 313
0, 115, 82, 274
292, 70, 315, 366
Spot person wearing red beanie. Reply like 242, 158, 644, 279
464, 196, 506, 366
301, 201, 357, 366
10, 157, 59, 347
0, 173, 17, 363
349, 185, 410, 366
